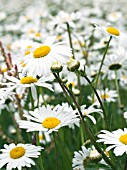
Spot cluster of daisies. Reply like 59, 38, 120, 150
0, 0, 127, 169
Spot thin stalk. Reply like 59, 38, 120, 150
115, 70, 122, 108
29, 88, 34, 110
53, 73, 74, 109
53, 133, 59, 170
80, 124, 84, 144
10, 111, 23, 142
78, 72, 108, 129
54, 73, 116, 170
58, 133, 72, 166
36, 132, 44, 170
124, 155, 127, 170
40, 87, 47, 106
95, 36, 112, 87
66, 22, 75, 57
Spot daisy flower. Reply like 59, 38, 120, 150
22, 36, 72, 77
94, 24, 121, 37
72, 145, 102, 170
0, 143, 43, 170
18, 104, 80, 134
50, 10, 81, 28
72, 146, 90, 170
102, 53, 127, 80
88, 88, 118, 105
4, 73, 54, 100
0, 88, 15, 103
97, 128, 127, 156
80, 104, 103, 124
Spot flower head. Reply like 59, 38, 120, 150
22, 36, 72, 77
18, 104, 80, 134
0, 143, 43, 170
97, 128, 127, 156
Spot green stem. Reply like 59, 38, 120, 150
36, 132, 44, 170
53, 73, 74, 109
66, 22, 75, 58
77, 71, 108, 129
10, 111, 23, 142
115, 70, 122, 108
124, 155, 127, 170
95, 36, 112, 87
29, 88, 34, 110
53, 133, 59, 170
58, 133, 72, 166
80, 123, 84, 144
54, 73, 116, 170
40, 87, 47, 106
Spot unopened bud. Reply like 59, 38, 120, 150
51, 61, 63, 73
66, 57, 80, 72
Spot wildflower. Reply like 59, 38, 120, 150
80, 104, 103, 124
95, 24, 121, 37
22, 36, 72, 77
0, 143, 43, 170
97, 128, 127, 156
4, 73, 54, 100
18, 104, 80, 134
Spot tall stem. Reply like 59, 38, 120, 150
124, 155, 127, 170
115, 70, 122, 108
95, 36, 112, 87
66, 22, 75, 58
53, 133, 59, 170
77, 71, 108, 129
54, 73, 116, 170
36, 132, 44, 170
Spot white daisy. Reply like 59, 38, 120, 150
18, 104, 80, 134
72, 146, 90, 170
88, 88, 118, 105
0, 143, 43, 170
0, 88, 15, 103
94, 24, 121, 37
80, 104, 103, 124
3, 73, 54, 100
22, 36, 72, 77
72, 145, 105, 170
54, 102, 80, 129
102, 53, 127, 80
97, 128, 127, 156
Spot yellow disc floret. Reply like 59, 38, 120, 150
119, 134, 127, 144
10, 146, 25, 159
24, 50, 30, 56
106, 27, 120, 36
20, 76, 38, 84
101, 94, 109, 100
33, 46, 51, 58
42, 117, 61, 129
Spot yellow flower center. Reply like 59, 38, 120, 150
33, 46, 51, 58
10, 146, 25, 159
26, 45, 32, 49
119, 134, 127, 144
20, 76, 38, 84
101, 94, 109, 100
24, 50, 30, 55
106, 27, 120, 36
66, 82, 75, 88
35, 32, 41, 37
84, 112, 87, 116
42, 117, 61, 129
1, 67, 7, 73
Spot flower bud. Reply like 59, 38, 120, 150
50, 61, 63, 73
66, 57, 80, 72
89, 149, 102, 163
